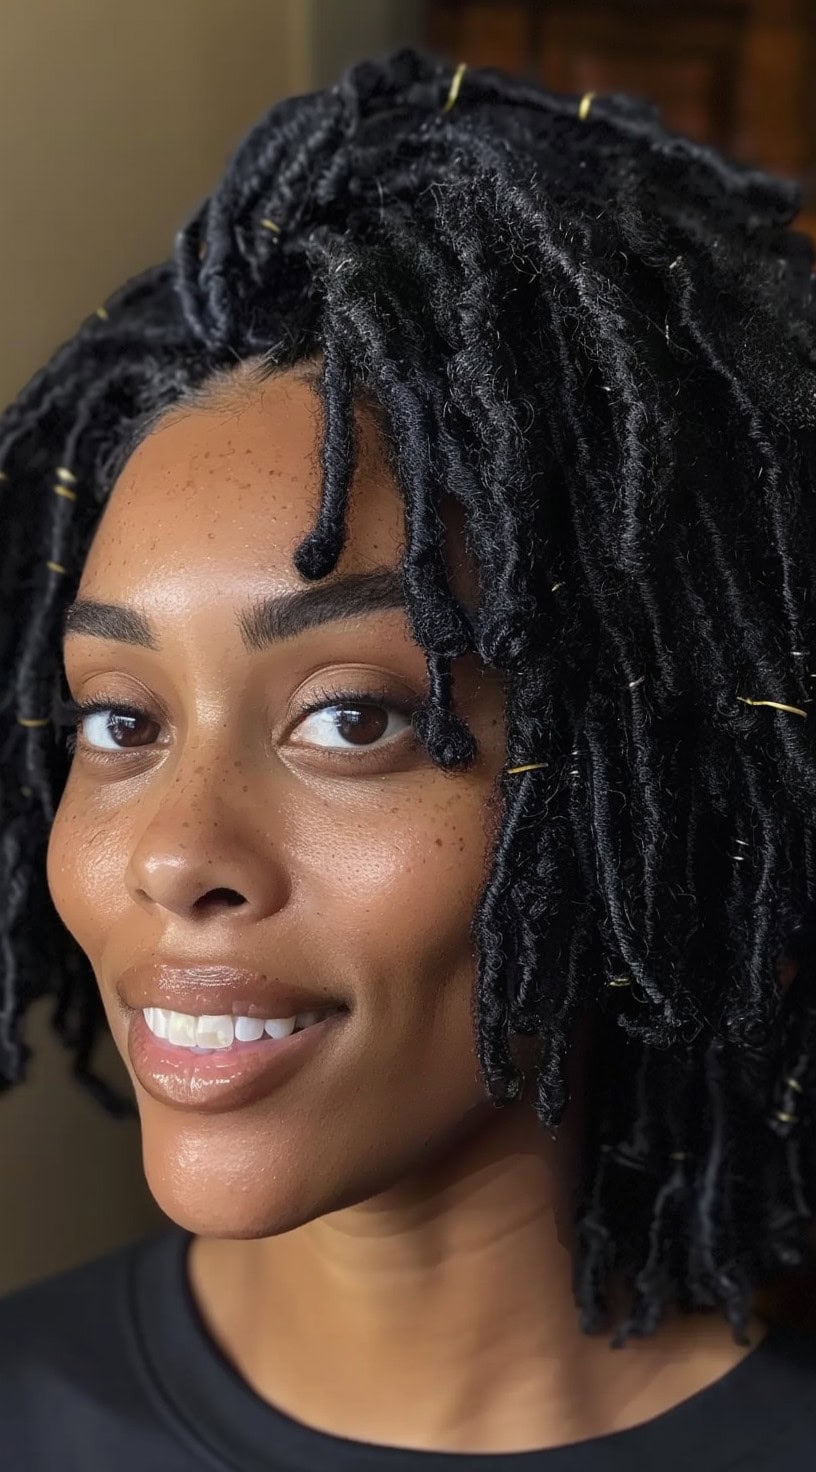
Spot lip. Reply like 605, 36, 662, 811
117, 962, 345, 1020
128, 1006, 347, 1113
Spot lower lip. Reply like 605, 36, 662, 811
127, 1008, 347, 1114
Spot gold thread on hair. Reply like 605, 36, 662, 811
551, 581, 564, 592
53, 485, 77, 502
506, 691, 806, 785
736, 696, 807, 718
95, 307, 109, 320
578, 92, 596, 121
260, 218, 281, 233
442, 61, 467, 113
20, 786, 32, 797
56, 467, 77, 484
46, 561, 67, 575
0, 471, 7, 481
17, 717, 49, 728
670, 1151, 688, 1161
501, 659, 811, 1148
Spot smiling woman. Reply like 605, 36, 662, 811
48, 369, 504, 1144
1, 45, 816, 1472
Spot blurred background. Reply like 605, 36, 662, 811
1, 0, 814, 1293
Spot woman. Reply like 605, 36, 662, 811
0, 46, 814, 1469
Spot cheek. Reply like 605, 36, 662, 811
299, 783, 490, 1020
46, 782, 128, 958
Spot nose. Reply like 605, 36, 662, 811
125, 789, 290, 924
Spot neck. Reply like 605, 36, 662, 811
187, 1085, 767, 1454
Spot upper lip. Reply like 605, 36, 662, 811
117, 963, 346, 1019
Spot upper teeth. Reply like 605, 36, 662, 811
143, 1007, 339, 1049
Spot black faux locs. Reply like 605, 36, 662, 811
2, 47, 816, 1345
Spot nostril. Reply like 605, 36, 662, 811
195, 887, 247, 912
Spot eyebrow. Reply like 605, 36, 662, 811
62, 568, 407, 653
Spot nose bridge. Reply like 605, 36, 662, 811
125, 744, 288, 921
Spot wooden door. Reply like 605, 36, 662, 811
428, 0, 816, 240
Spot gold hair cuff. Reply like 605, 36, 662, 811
443, 62, 467, 113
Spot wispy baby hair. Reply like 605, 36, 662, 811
2, 47, 816, 1346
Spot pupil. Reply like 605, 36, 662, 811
110, 714, 152, 748
337, 706, 388, 746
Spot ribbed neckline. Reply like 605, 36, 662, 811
128, 1223, 815, 1472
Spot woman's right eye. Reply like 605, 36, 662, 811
72, 703, 160, 752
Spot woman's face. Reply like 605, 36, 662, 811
47, 365, 510, 1236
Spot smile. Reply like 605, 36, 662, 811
128, 1006, 349, 1113
142, 1005, 343, 1052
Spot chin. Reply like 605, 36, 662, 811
136, 1109, 397, 1239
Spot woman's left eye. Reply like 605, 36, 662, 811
67, 703, 160, 752
291, 698, 414, 751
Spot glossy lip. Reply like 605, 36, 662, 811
128, 1006, 347, 1113
117, 962, 346, 1021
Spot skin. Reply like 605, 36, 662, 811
47, 363, 777, 1454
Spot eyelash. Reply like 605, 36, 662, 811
62, 700, 144, 756
61, 684, 420, 757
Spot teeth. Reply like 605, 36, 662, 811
263, 1017, 297, 1040
143, 1006, 339, 1049
195, 1014, 238, 1049
234, 1016, 265, 1043
168, 1011, 198, 1047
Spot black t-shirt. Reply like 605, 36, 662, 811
1, 1222, 815, 1470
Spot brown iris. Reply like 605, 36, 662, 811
105, 712, 160, 748
332, 705, 389, 746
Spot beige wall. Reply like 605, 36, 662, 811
0, 0, 423, 1294
0, 0, 311, 406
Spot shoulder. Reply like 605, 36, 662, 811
760, 1317, 816, 1388
735, 1319, 816, 1458
0, 1230, 167, 1430
0, 1232, 143, 1359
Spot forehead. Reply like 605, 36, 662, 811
80, 371, 405, 597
